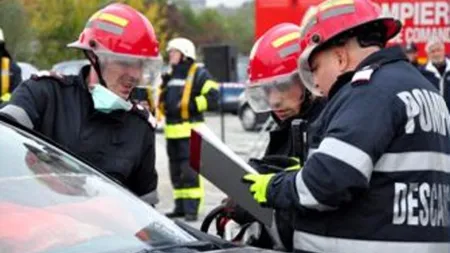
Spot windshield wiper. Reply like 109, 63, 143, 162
142, 241, 218, 253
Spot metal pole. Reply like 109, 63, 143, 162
220, 83, 225, 143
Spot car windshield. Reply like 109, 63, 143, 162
0, 120, 196, 253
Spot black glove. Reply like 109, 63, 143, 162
248, 155, 300, 174
221, 197, 257, 225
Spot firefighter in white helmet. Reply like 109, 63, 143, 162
167, 38, 197, 60
159, 37, 219, 221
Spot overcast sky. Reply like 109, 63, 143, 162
206, 0, 250, 7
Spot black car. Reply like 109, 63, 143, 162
0, 115, 281, 253
237, 92, 271, 131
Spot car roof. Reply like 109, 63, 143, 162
51, 59, 89, 70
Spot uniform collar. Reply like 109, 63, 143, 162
328, 72, 355, 99
328, 46, 408, 99
424, 58, 450, 79
171, 59, 194, 75
78, 65, 91, 90
355, 46, 407, 70
273, 98, 326, 129
89, 108, 128, 124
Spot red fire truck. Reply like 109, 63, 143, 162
255, 0, 450, 64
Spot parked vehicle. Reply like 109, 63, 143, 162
217, 56, 248, 114
0, 115, 281, 253
17, 62, 39, 81
51, 59, 90, 75
237, 91, 271, 131
235, 56, 271, 131
219, 82, 245, 114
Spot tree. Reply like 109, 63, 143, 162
23, 0, 105, 69
167, 4, 229, 49
223, 2, 254, 54
0, 0, 34, 62
166, 2, 255, 56
196, 8, 229, 45
22, 0, 170, 69
120, 0, 171, 57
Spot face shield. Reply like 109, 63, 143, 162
96, 51, 162, 85
245, 72, 302, 113
71, 39, 163, 99
297, 41, 324, 97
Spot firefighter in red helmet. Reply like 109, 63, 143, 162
245, 22, 326, 162
209, 23, 326, 251
243, 0, 450, 252
0, 3, 161, 204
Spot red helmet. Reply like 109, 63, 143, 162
68, 3, 159, 59
246, 23, 303, 112
68, 3, 162, 92
297, 0, 402, 95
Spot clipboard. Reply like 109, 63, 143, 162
190, 124, 274, 227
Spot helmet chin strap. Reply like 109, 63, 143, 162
84, 50, 108, 88
299, 89, 313, 117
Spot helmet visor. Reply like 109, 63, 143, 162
297, 44, 324, 97
245, 72, 302, 113
96, 52, 163, 100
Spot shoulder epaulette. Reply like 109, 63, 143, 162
131, 104, 157, 129
351, 66, 375, 84
30, 71, 68, 85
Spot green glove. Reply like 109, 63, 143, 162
242, 173, 275, 204
285, 163, 302, 171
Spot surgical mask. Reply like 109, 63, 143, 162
90, 84, 132, 113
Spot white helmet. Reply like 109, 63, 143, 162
167, 37, 196, 60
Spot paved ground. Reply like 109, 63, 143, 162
153, 113, 270, 230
